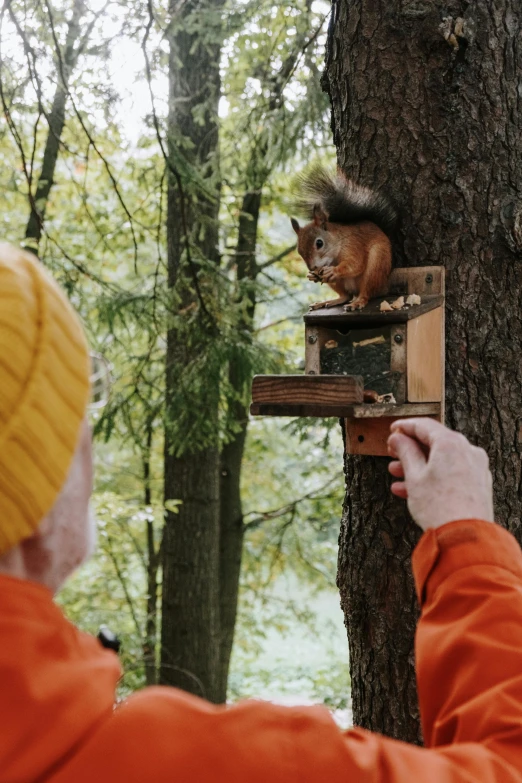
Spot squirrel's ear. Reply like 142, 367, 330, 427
313, 203, 328, 230
291, 218, 300, 235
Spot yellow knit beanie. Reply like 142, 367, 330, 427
0, 243, 90, 555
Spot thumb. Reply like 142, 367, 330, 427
387, 432, 426, 479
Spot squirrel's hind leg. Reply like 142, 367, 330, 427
346, 240, 391, 311
344, 296, 368, 311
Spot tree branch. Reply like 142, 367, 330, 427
257, 244, 296, 271
243, 476, 340, 531
45, 0, 140, 272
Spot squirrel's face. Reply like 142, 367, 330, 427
291, 206, 337, 271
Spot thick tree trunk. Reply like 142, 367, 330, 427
160, 0, 223, 704
325, 0, 522, 741
24, 0, 86, 249
162, 449, 220, 699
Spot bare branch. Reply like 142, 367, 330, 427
243, 476, 341, 531
254, 315, 301, 333
45, 0, 140, 272
257, 244, 296, 271
104, 535, 143, 642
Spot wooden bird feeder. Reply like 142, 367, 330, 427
251, 266, 445, 457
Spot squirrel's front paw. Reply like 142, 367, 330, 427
344, 297, 368, 311
320, 267, 337, 283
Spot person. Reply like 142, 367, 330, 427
1, 241, 521, 783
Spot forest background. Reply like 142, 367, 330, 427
0, 0, 352, 717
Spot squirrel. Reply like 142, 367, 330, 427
290, 166, 398, 311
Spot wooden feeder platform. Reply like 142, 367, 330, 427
250, 266, 445, 457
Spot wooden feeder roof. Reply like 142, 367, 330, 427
303, 294, 443, 329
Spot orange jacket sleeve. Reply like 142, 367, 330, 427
333, 517, 522, 783
62, 519, 522, 783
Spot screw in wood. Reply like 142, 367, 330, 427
425, 273, 434, 284
308, 334, 318, 344
394, 334, 403, 344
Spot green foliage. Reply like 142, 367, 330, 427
1, 0, 348, 711
59, 489, 164, 695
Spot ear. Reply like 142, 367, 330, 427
290, 218, 300, 235
313, 203, 328, 230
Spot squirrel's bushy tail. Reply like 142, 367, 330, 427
294, 164, 398, 238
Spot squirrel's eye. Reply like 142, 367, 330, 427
315, 238, 324, 249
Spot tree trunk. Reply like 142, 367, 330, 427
162, 449, 221, 699
216, 190, 260, 701
143, 424, 159, 687
215, 22, 314, 698
160, 0, 223, 704
217, 423, 247, 701
325, 0, 522, 742
24, 0, 87, 249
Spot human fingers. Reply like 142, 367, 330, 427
388, 460, 405, 478
389, 417, 449, 448
387, 432, 427, 477
390, 482, 408, 499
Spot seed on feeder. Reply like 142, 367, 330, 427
353, 335, 386, 349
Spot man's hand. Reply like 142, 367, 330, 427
387, 418, 494, 532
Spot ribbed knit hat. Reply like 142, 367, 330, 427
0, 243, 90, 555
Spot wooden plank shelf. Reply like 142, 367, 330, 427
251, 397, 441, 420
303, 294, 443, 329
250, 374, 363, 417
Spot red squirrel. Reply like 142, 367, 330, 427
291, 166, 398, 310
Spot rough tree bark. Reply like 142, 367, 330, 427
160, 0, 223, 704
324, 0, 522, 742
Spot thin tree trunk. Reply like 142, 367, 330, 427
216, 190, 260, 701
325, 0, 522, 742
215, 20, 316, 697
143, 423, 159, 686
160, 0, 224, 704
218, 424, 247, 700
25, 0, 87, 248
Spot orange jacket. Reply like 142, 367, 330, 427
2, 518, 522, 783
